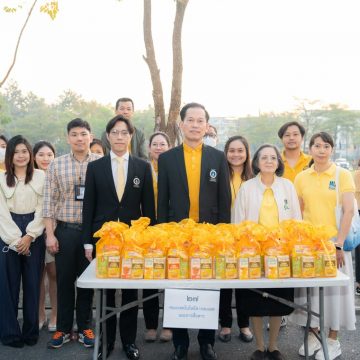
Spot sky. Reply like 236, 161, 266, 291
1, 0, 360, 117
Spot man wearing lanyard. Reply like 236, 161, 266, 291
82, 115, 155, 359
43, 118, 100, 349
157, 103, 231, 360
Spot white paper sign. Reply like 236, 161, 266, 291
163, 288, 220, 329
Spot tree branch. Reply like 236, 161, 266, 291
0, 0, 38, 89
143, 0, 166, 131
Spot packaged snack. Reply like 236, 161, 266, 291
94, 221, 127, 278
322, 240, 337, 277
121, 250, 144, 279
96, 239, 108, 278
166, 230, 189, 279
108, 254, 121, 278
190, 257, 201, 279
225, 257, 237, 279
277, 255, 291, 278
323, 254, 337, 277
200, 257, 213, 279
121, 227, 146, 279
265, 255, 278, 279
238, 257, 249, 280
189, 227, 214, 279
153, 257, 166, 279
142, 227, 168, 279
131, 258, 144, 279
234, 225, 261, 280
301, 255, 315, 278
248, 255, 261, 279
214, 226, 236, 279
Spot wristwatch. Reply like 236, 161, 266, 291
334, 244, 343, 251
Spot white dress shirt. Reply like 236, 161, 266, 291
110, 150, 129, 192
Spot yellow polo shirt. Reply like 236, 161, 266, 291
353, 170, 360, 208
258, 188, 279, 227
281, 150, 311, 183
183, 142, 202, 222
294, 163, 355, 235
230, 172, 242, 208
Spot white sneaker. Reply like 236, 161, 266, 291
315, 338, 341, 360
298, 332, 322, 356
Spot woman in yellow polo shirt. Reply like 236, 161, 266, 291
219, 136, 254, 344
143, 132, 172, 342
234, 144, 302, 360
291, 132, 356, 360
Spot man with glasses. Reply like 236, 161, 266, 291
82, 115, 155, 359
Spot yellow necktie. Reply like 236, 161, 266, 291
116, 157, 125, 201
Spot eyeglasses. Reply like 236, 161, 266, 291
259, 156, 277, 162
109, 129, 130, 137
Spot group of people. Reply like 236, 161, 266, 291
0, 98, 357, 360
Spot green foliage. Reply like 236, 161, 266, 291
1, 84, 360, 159
0, 83, 152, 155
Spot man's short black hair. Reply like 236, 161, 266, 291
67, 118, 91, 133
106, 115, 135, 135
252, 144, 284, 177
115, 97, 134, 111
179, 102, 209, 122
278, 121, 306, 139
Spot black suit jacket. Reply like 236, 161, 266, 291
82, 154, 156, 246
157, 144, 231, 224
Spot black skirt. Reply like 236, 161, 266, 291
236, 288, 294, 317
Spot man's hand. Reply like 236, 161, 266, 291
85, 249, 93, 262
46, 233, 59, 255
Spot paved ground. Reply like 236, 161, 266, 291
0, 310, 359, 360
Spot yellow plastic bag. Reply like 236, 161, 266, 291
94, 221, 128, 278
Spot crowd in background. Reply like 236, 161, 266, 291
0, 98, 358, 360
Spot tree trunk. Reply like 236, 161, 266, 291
166, 0, 189, 146
0, 0, 38, 89
142, 0, 166, 132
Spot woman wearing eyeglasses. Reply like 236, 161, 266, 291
234, 144, 301, 360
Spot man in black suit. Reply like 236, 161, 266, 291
157, 103, 231, 360
82, 115, 156, 360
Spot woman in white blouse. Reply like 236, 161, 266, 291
234, 144, 301, 360
0, 135, 45, 348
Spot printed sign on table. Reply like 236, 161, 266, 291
163, 288, 220, 329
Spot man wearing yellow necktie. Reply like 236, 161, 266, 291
82, 115, 155, 360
